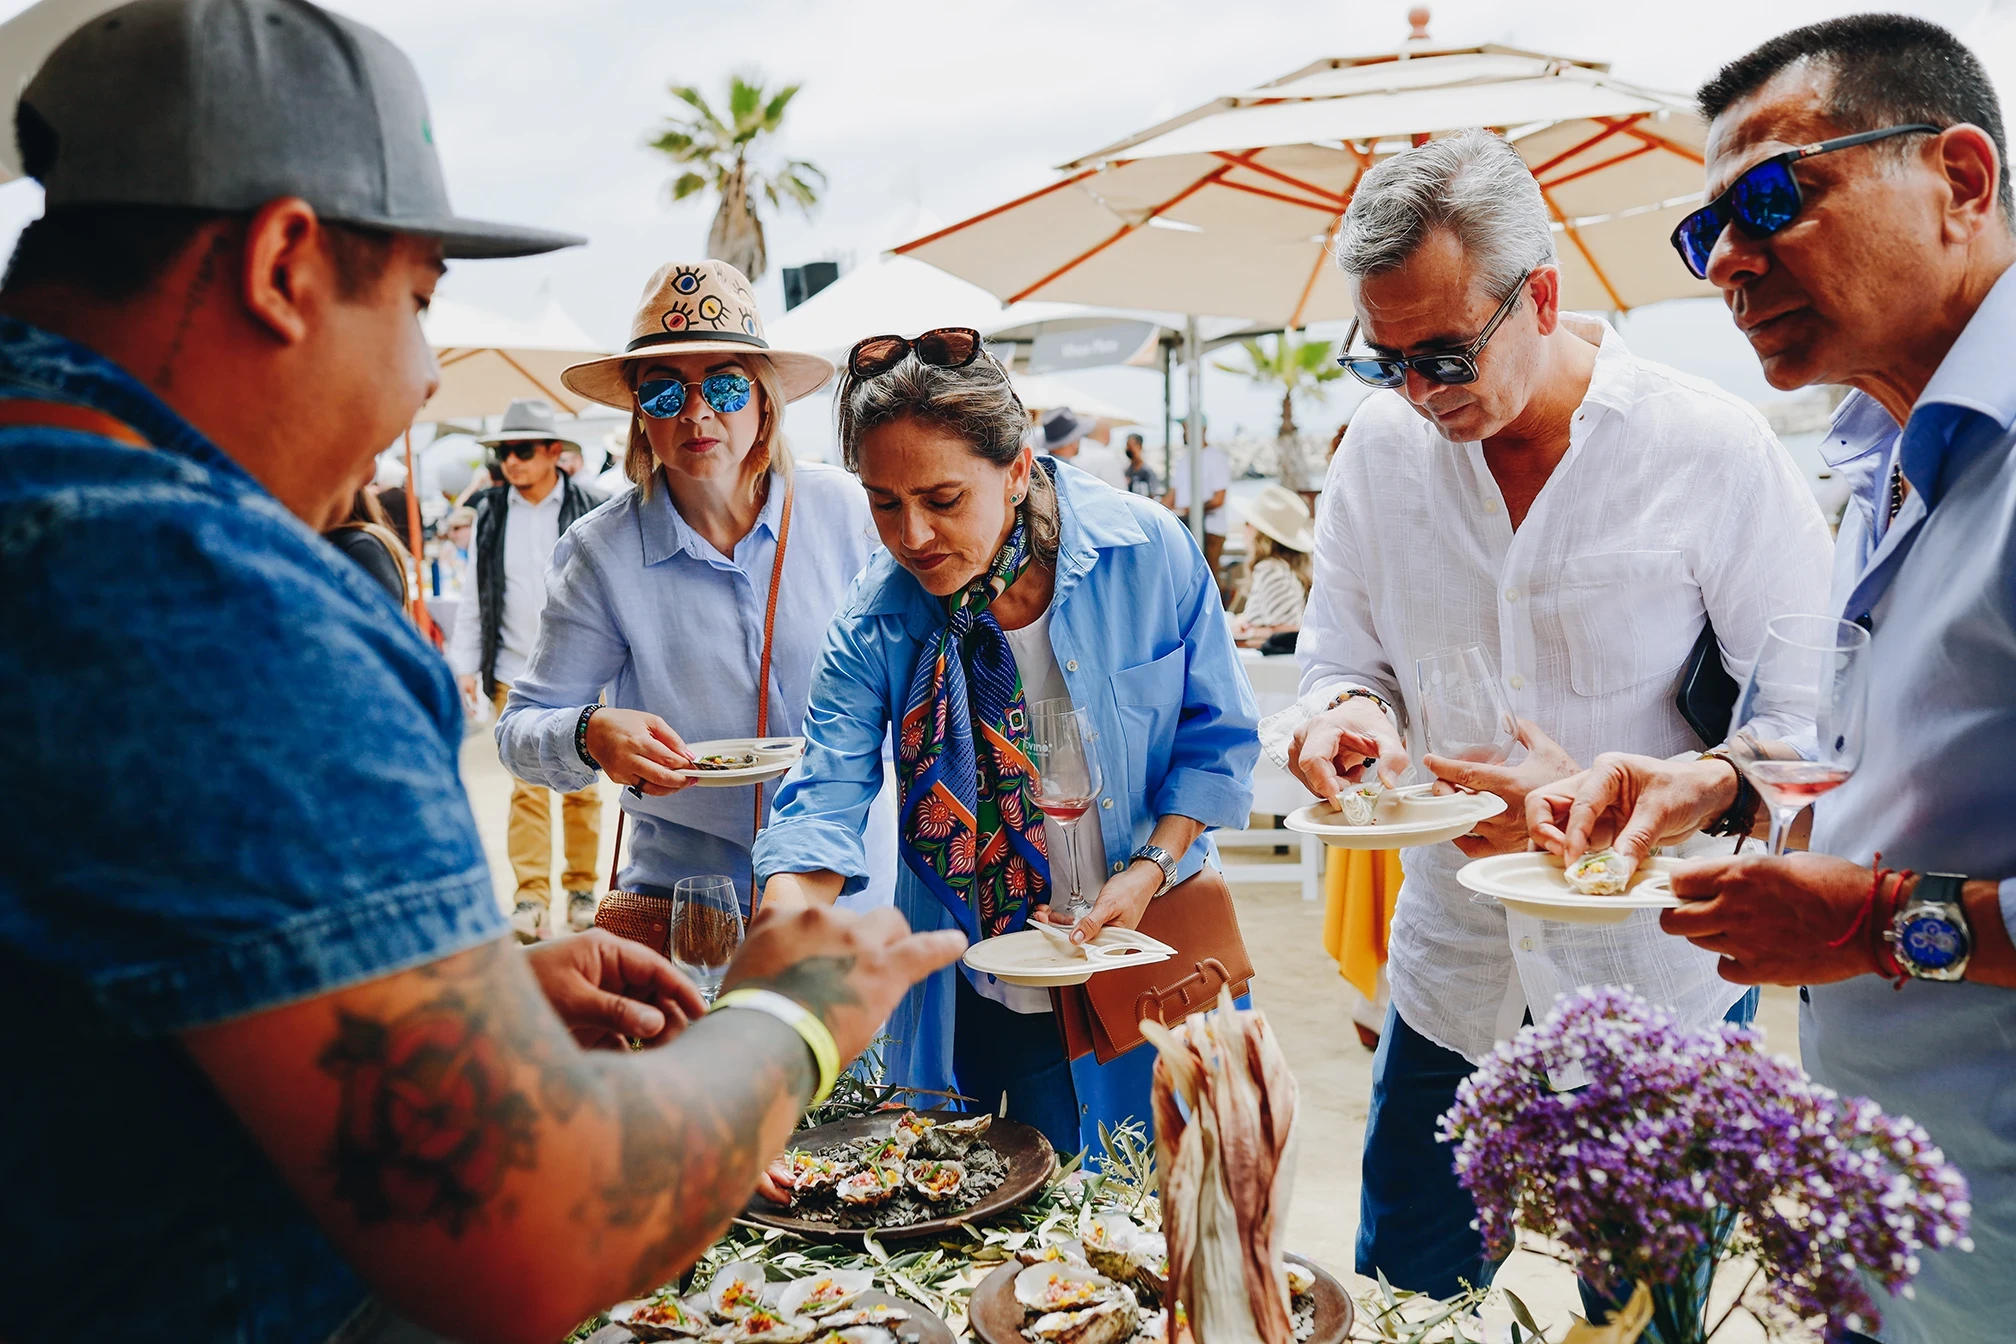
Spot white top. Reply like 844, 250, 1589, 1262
955, 607, 1113, 1015
1288, 317, 1835, 1066
1242, 557, 1306, 629
1170, 446, 1232, 535
446, 483, 563, 686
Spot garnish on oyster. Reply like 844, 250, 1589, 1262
1080, 1213, 1161, 1285
1565, 847, 1635, 896
783, 1151, 851, 1196
1334, 783, 1381, 827
776, 1269, 873, 1320
609, 1294, 711, 1340
730, 1306, 817, 1344
811, 1305, 909, 1330
835, 1164, 904, 1206
889, 1110, 934, 1149
1028, 1300, 1139, 1344
904, 1158, 965, 1202
708, 1261, 770, 1319
1282, 1261, 1315, 1297
1016, 1239, 1091, 1268
1014, 1262, 1121, 1314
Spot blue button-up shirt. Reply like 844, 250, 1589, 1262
752, 462, 1258, 1152
497, 463, 896, 913
0, 320, 502, 1342
1806, 267, 2016, 1343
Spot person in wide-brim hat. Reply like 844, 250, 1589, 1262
498, 260, 898, 937
1234, 484, 1315, 646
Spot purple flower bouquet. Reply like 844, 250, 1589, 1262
1437, 987, 1971, 1343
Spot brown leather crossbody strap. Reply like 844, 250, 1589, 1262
749, 478, 796, 904
0, 398, 151, 448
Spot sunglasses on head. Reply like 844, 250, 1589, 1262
847, 327, 983, 379
1670, 123, 1941, 278
1337, 278, 1528, 389
635, 371, 754, 419
492, 441, 549, 461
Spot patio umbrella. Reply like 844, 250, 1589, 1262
896, 29, 1716, 537
416, 294, 607, 423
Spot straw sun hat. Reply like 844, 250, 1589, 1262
560, 259, 834, 409
1244, 483, 1316, 553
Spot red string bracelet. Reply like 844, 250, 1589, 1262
1875, 868, 1914, 989
1828, 854, 1888, 962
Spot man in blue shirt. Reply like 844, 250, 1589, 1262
1527, 16, 2016, 1343
0, 3, 964, 1342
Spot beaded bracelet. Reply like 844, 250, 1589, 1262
574, 704, 602, 772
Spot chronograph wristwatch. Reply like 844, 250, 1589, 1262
1885, 873, 1973, 982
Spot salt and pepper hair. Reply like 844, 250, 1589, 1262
836, 351, 1060, 568
1335, 128, 1557, 303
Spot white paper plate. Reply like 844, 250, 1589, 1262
669, 737, 805, 786
1284, 788, 1507, 849
1456, 852, 1685, 925
962, 927, 1176, 988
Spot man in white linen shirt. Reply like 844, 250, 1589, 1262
448, 397, 607, 941
1269, 129, 1833, 1300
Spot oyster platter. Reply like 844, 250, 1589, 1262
597, 1262, 953, 1344
744, 1108, 1056, 1240
966, 1219, 1352, 1344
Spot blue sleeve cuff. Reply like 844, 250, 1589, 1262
753, 818, 873, 899
94, 867, 507, 1033
496, 699, 598, 795
1153, 766, 1254, 833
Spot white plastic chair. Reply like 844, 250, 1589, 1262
1217, 650, 1324, 901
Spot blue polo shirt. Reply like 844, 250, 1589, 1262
0, 319, 506, 1342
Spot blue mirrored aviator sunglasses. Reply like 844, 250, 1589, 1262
1670, 123, 1941, 278
1337, 279, 1527, 389
635, 371, 753, 419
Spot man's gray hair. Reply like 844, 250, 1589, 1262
1336, 128, 1556, 300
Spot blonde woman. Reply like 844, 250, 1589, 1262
1232, 484, 1315, 647
496, 260, 896, 923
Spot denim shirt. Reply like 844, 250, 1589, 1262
0, 320, 503, 1343
496, 463, 896, 913
1802, 269, 2016, 1344
753, 462, 1258, 1148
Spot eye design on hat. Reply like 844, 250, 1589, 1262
670, 266, 704, 296
723, 271, 754, 302
697, 294, 727, 327
662, 302, 692, 333
743, 313, 759, 335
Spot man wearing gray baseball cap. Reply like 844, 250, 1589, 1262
0, 4, 966, 1344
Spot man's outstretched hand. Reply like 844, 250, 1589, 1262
525, 929, 708, 1050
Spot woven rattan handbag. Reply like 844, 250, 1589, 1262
594, 479, 794, 948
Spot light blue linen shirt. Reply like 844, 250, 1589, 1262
497, 464, 895, 913
753, 462, 1259, 1150
1805, 267, 2016, 1343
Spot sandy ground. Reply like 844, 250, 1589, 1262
462, 736, 1804, 1340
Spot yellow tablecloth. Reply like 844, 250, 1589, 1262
1321, 847, 1403, 1000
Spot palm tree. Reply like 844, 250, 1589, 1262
647, 72, 824, 282
1214, 334, 1344, 440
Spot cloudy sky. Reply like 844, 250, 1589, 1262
2, 0, 2007, 453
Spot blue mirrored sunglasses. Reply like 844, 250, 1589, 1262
635, 372, 753, 419
1670, 123, 1940, 278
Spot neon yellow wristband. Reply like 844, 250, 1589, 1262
710, 988, 839, 1107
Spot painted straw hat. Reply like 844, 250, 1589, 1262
561, 259, 834, 409
1245, 483, 1316, 553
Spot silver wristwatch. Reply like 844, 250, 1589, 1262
1886, 872, 1973, 981
1131, 844, 1178, 897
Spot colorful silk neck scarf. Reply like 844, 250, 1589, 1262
896, 508, 1051, 940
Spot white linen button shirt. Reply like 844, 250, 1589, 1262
1287, 317, 1834, 1063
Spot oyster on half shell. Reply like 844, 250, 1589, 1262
783, 1151, 851, 1196
1014, 1262, 1121, 1314
914, 1112, 991, 1159
835, 1164, 904, 1206
812, 1305, 910, 1330
1565, 847, 1634, 896
1028, 1300, 1138, 1344
904, 1158, 965, 1202
1335, 783, 1381, 827
608, 1294, 711, 1340
729, 1306, 818, 1344
776, 1270, 873, 1320
708, 1261, 770, 1319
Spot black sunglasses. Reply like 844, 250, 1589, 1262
1338, 279, 1527, 389
492, 441, 549, 461
1670, 123, 1941, 278
847, 327, 983, 379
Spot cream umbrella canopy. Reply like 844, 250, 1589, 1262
895, 41, 1716, 325
416, 295, 607, 424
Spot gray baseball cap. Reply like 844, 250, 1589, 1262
16, 0, 584, 259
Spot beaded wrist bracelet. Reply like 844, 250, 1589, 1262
575, 704, 602, 772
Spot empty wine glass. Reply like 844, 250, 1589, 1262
1725, 614, 1870, 855
669, 875, 743, 1004
1027, 698, 1103, 926
1415, 644, 1517, 767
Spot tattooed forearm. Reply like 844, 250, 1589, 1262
731, 955, 863, 1025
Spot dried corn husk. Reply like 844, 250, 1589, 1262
1141, 990, 1300, 1344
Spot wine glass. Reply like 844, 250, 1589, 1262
1415, 644, 1517, 767
1027, 698, 1103, 927
669, 875, 743, 1004
1725, 614, 1870, 855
